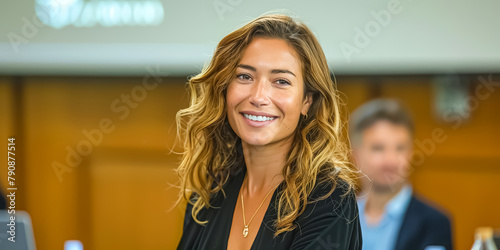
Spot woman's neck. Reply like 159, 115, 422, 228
241, 136, 292, 195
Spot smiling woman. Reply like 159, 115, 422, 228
226, 37, 311, 145
175, 12, 362, 250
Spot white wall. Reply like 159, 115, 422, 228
1, 0, 499, 76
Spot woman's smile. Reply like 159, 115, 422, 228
240, 112, 278, 128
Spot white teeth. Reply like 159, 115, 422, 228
243, 113, 275, 122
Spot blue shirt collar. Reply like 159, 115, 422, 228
357, 184, 413, 218
385, 184, 413, 219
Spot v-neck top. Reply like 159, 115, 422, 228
177, 162, 362, 250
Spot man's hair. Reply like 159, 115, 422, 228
349, 98, 414, 147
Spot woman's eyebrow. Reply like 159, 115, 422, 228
271, 68, 296, 77
237, 64, 296, 78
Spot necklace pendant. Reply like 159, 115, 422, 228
243, 225, 249, 237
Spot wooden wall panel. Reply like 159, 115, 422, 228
85, 148, 184, 249
20, 76, 188, 249
3, 74, 498, 250
0, 77, 13, 197
377, 75, 500, 249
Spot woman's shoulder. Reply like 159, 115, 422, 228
288, 178, 362, 249
189, 162, 245, 208
307, 177, 356, 205
182, 165, 245, 228
291, 177, 360, 234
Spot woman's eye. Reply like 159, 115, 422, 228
236, 74, 252, 81
276, 79, 291, 85
371, 145, 383, 152
396, 145, 407, 152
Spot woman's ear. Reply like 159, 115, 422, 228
301, 92, 313, 115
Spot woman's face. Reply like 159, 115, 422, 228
226, 37, 313, 147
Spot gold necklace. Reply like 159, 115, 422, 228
240, 175, 281, 238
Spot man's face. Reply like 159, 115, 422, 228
353, 120, 413, 193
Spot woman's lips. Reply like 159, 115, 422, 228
240, 113, 277, 128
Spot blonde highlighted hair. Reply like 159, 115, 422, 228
174, 12, 358, 237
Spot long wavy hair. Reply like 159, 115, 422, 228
174, 12, 359, 237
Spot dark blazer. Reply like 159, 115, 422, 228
177, 162, 362, 250
395, 194, 453, 250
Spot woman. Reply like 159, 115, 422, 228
175, 13, 362, 249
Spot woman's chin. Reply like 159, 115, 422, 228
240, 136, 273, 147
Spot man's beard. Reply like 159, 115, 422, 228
371, 180, 403, 194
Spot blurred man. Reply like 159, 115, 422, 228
349, 99, 452, 250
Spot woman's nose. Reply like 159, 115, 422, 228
248, 78, 271, 107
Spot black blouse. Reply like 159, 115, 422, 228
177, 162, 362, 250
